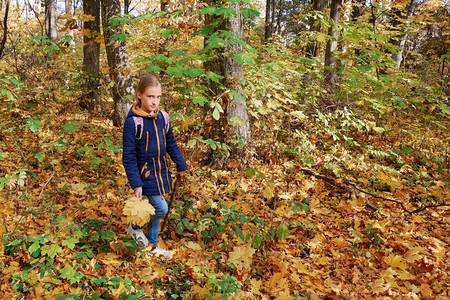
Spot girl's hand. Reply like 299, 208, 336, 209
134, 187, 143, 199
177, 170, 186, 178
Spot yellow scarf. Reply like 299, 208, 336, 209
132, 103, 159, 119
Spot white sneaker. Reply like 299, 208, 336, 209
151, 246, 172, 258
127, 224, 149, 247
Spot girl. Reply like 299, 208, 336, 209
122, 74, 187, 258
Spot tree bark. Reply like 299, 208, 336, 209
225, 1, 250, 148
82, 0, 101, 110
264, 0, 271, 41
65, 0, 73, 38
124, 0, 130, 14
45, 0, 57, 41
204, 0, 250, 163
392, 0, 418, 69
324, 0, 342, 93
101, 0, 134, 127
0, 0, 10, 59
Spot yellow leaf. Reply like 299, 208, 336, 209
405, 247, 423, 263
111, 282, 126, 297
291, 261, 309, 274
315, 256, 329, 265
186, 242, 202, 251
123, 197, 155, 227
98, 252, 122, 267
263, 182, 275, 199
227, 243, 255, 270
420, 284, 433, 297
249, 278, 263, 295
137, 267, 158, 283
117, 177, 127, 186
370, 278, 390, 294
191, 285, 210, 298
384, 254, 408, 270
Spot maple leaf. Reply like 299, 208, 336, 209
59, 264, 83, 285
41, 244, 63, 259
227, 243, 255, 269
122, 196, 155, 227
384, 254, 408, 270
370, 278, 390, 294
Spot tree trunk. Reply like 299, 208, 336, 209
306, 0, 326, 57
204, 0, 250, 164
101, 0, 134, 127
0, 0, 10, 59
65, 0, 73, 38
264, 0, 271, 41
392, 0, 418, 69
324, 0, 342, 93
124, 0, 130, 14
82, 0, 101, 110
45, 0, 57, 41
225, 1, 250, 149
275, 0, 283, 35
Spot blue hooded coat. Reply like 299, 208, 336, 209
122, 107, 188, 196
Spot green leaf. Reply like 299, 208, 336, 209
302, 158, 313, 168
62, 123, 81, 133
234, 52, 255, 65
242, 7, 260, 18
41, 244, 63, 259
62, 237, 79, 250
192, 95, 209, 106
357, 65, 373, 73
110, 33, 129, 42
246, 168, 256, 177
205, 35, 226, 48
185, 68, 204, 78
235, 226, 244, 241
145, 65, 163, 74
187, 139, 197, 147
34, 152, 45, 162
60, 265, 83, 284
166, 66, 185, 76
252, 234, 262, 249
205, 71, 223, 83
28, 241, 41, 255
171, 50, 187, 56
277, 223, 289, 241
440, 103, 450, 115
161, 29, 173, 38
151, 54, 176, 64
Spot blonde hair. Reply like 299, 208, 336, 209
136, 74, 161, 105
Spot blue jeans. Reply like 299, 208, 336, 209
133, 195, 168, 247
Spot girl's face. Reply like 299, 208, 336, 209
138, 85, 161, 113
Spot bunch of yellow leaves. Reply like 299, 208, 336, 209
122, 197, 155, 227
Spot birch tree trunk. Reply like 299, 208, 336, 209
65, 0, 73, 39
324, 0, 342, 93
101, 0, 134, 127
392, 0, 418, 69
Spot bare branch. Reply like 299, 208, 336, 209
299, 168, 449, 215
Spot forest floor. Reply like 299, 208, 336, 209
0, 99, 448, 299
